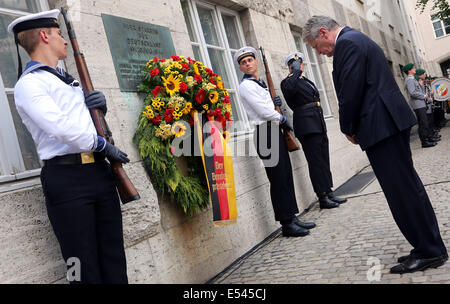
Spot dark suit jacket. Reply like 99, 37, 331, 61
281, 72, 326, 136
332, 27, 417, 150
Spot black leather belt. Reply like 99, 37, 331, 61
44, 152, 105, 166
297, 101, 321, 111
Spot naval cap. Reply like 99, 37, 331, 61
7, 9, 60, 36
7, 9, 61, 80
285, 52, 304, 66
234, 46, 257, 64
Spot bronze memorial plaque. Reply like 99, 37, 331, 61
102, 14, 176, 92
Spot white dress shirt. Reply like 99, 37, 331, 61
14, 67, 98, 160
239, 77, 282, 125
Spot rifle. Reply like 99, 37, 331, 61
61, 7, 140, 204
259, 47, 300, 152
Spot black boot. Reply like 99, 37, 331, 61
291, 216, 316, 229
318, 193, 339, 209
281, 220, 310, 237
422, 140, 437, 148
326, 191, 347, 204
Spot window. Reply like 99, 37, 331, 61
293, 34, 332, 117
0, 0, 49, 192
181, 0, 251, 135
432, 14, 450, 38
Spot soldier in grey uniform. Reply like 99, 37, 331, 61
403, 64, 439, 148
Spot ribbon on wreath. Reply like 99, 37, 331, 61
192, 111, 237, 226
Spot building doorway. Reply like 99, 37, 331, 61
441, 59, 450, 78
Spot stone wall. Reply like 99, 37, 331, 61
1, 0, 421, 283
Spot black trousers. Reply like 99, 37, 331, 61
366, 129, 447, 259
414, 108, 431, 142
433, 107, 445, 127
427, 113, 435, 131
40, 160, 128, 284
254, 123, 299, 222
298, 132, 333, 195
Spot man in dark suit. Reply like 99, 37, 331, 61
303, 15, 447, 274
280, 52, 347, 209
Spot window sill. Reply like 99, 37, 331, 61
0, 176, 41, 194
0, 169, 41, 193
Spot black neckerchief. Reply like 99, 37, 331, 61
38, 66, 80, 87
242, 74, 267, 89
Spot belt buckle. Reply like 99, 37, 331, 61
81, 152, 95, 164
317, 101, 321, 107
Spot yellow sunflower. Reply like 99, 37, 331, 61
209, 91, 219, 104
162, 74, 181, 96
171, 122, 187, 137
182, 102, 193, 114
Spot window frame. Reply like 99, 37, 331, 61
292, 33, 333, 118
181, 0, 252, 140
431, 14, 450, 39
0, 0, 49, 192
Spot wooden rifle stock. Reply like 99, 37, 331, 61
259, 47, 300, 152
61, 8, 140, 204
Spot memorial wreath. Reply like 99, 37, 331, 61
134, 55, 233, 216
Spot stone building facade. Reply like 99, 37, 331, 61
0, 0, 423, 283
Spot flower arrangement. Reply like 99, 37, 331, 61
134, 55, 233, 216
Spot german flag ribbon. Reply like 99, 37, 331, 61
192, 111, 237, 226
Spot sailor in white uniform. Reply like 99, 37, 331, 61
8, 9, 128, 283
235, 46, 316, 237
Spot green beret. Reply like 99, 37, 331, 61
402, 63, 414, 73
415, 68, 426, 76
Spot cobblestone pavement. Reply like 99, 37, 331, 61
212, 122, 450, 284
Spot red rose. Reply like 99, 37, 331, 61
214, 108, 222, 116
153, 57, 159, 62
221, 118, 227, 130
171, 55, 181, 61
150, 68, 159, 77
209, 78, 216, 85
223, 95, 230, 104
196, 89, 206, 104
205, 68, 213, 77
151, 115, 162, 125
225, 112, 231, 120
194, 74, 202, 83
212, 73, 218, 77
179, 82, 188, 93
181, 63, 189, 71
152, 86, 164, 98
207, 110, 215, 120
164, 111, 173, 123
187, 57, 195, 64
160, 58, 166, 62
